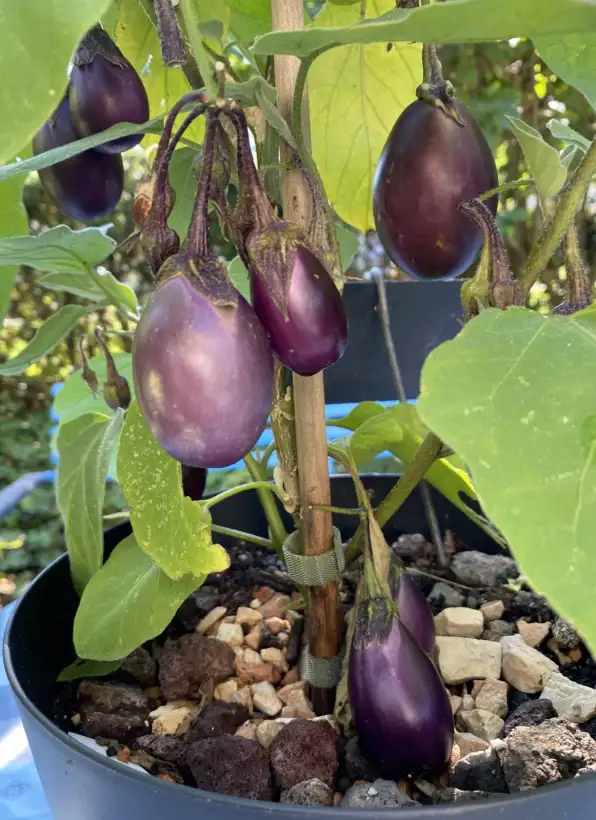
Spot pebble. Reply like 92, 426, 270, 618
231, 686, 253, 713
256, 719, 285, 748
152, 705, 197, 736
428, 582, 465, 609
265, 617, 290, 634
196, 606, 227, 635
434, 607, 484, 639
245, 625, 262, 650
242, 648, 262, 665
235, 606, 263, 627
216, 622, 244, 647
480, 600, 505, 622
540, 671, 596, 723
260, 647, 289, 672
251, 681, 283, 716
254, 586, 275, 602
341, 779, 419, 809
459, 709, 505, 742
474, 678, 509, 718
236, 661, 280, 685
214, 680, 239, 702
552, 618, 582, 650
278, 681, 308, 703
517, 620, 550, 648
500, 634, 557, 693
482, 620, 516, 642
284, 689, 314, 713
454, 731, 490, 757
451, 551, 518, 587
461, 694, 475, 712
282, 666, 300, 685
259, 593, 290, 619
435, 636, 502, 684
501, 699, 557, 738
281, 778, 334, 806
450, 696, 462, 715
235, 720, 258, 741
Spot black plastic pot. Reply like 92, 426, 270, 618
5, 475, 596, 819
324, 280, 464, 402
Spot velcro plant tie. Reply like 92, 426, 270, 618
282, 527, 345, 587
300, 645, 344, 689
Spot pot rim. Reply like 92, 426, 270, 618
3, 489, 596, 815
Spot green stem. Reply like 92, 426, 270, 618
344, 432, 444, 565
291, 49, 330, 191
478, 179, 533, 201
202, 479, 284, 510
521, 136, 596, 296
310, 504, 364, 516
243, 453, 288, 550
179, 0, 217, 98
210, 524, 274, 550
259, 440, 277, 467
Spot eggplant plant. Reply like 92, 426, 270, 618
2, 0, 596, 795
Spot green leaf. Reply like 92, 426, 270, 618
225, 78, 297, 150
253, 0, 596, 58
0, 169, 27, 321
114, 0, 202, 147
418, 307, 596, 652
74, 534, 202, 661
0, 305, 89, 376
118, 401, 230, 579
168, 147, 199, 243
336, 222, 360, 272
0, 225, 116, 273
58, 657, 123, 682
0, 0, 112, 164
536, 33, 596, 109
0, 118, 162, 183
56, 410, 125, 592
227, 256, 251, 301
86, 266, 138, 315
349, 407, 403, 466
308, 0, 421, 232
38, 272, 108, 302
54, 353, 134, 426
228, 0, 271, 43
546, 119, 591, 153
505, 116, 567, 203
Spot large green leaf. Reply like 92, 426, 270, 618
546, 120, 591, 153
336, 222, 360, 272
536, 33, 596, 110
168, 147, 199, 242
308, 0, 421, 232
118, 401, 230, 579
418, 306, 596, 652
228, 0, 271, 43
39, 268, 137, 314
0, 225, 116, 273
0, 0, 112, 164
0, 305, 89, 376
0, 171, 27, 321
227, 256, 252, 301
74, 534, 202, 661
253, 0, 596, 58
53, 352, 134, 426
505, 116, 567, 203
58, 657, 122, 682
56, 410, 124, 592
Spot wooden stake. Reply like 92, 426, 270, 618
270, 0, 342, 715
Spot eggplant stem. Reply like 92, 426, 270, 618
210, 524, 274, 551
185, 109, 219, 258
153, 0, 186, 67
243, 453, 288, 553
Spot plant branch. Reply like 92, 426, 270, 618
210, 524, 274, 550
202, 479, 284, 510
479, 178, 533, 201
243, 453, 288, 550
153, 0, 185, 66
179, 0, 217, 98
521, 136, 596, 295
344, 432, 444, 565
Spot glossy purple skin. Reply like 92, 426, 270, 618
70, 55, 149, 154
250, 244, 348, 377
373, 98, 498, 281
393, 569, 436, 656
33, 98, 124, 222
181, 466, 208, 500
349, 600, 453, 779
133, 276, 274, 469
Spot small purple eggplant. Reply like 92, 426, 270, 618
390, 563, 436, 656
348, 597, 453, 779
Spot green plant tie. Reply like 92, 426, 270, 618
282, 526, 345, 587
300, 645, 344, 689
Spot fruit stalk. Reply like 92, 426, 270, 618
553, 218, 593, 314
153, 0, 186, 67
270, 0, 342, 716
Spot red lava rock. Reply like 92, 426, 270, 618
78, 680, 149, 715
158, 634, 236, 700
79, 710, 148, 744
187, 735, 273, 800
187, 701, 250, 743
270, 718, 339, 790
134, 734, 188, 768
120, 648, 157, 688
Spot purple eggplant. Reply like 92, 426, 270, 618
33, 97, 124, 222
69, 27, 149, 154
390, 563, 436, 656
182, 466, 208, 500
249, 231, 348, 376
348, 597, 453, 779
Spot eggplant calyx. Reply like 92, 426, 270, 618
74, 26, 128, 69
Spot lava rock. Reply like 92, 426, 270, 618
343, 736, 382, 781
498, 719, 596, 791
501, 699, 557, 738
187, 701, 250, 742
451, 552, 517, 588
280, 779, 334, 806
482, 620, 516, 642
450, 745, 507, 793
120, 648, 157, 688
270, 718, 338, 790
552, 618, 582, 651
187, 735, 273, 800
79, 710, 148, 744
341, 779, 419, 808
428, 582, 466, 612
159, 634, 236, 700
77, 680, 149, 715
135, 734, 187, 768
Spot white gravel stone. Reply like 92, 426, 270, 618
474, 677, 509, 718
454, 731, 490, 757
517, 620, 550, 648
236, 606, 263, 627
480, 601, 505, 622
459, 709, 505, 742
435, 607, 485, 639
196, 606, 227, 635
216, 621, 244, 647
541, 671, 596, 723
500, 634, 557, 693
256, 720, 284, 749
251, 681, 283, 716
435, 636, 502, 684
214, 679, 239, 702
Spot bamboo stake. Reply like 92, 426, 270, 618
270, 0, 342, 715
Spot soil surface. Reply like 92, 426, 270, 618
55, 534, 596, 808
